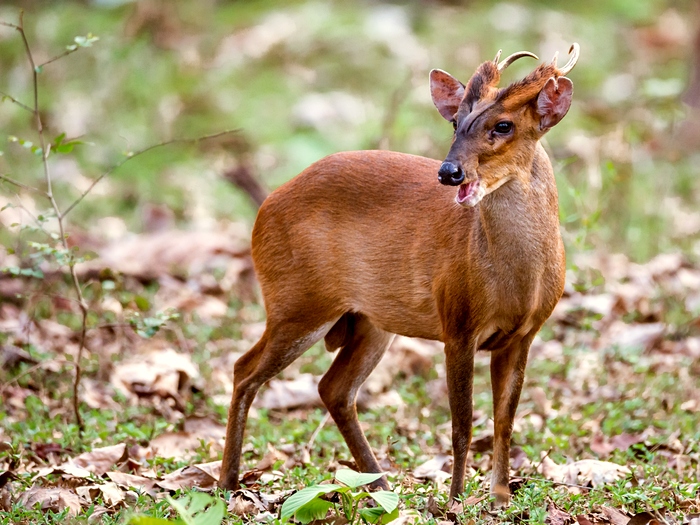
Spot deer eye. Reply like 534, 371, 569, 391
451, 119, 458, 131
494, 121, 513, 134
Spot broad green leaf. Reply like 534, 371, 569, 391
179, 492, 210, 516
192, 499, 224, 525
293, 498, 333, 524
127, 517, 180, 525
359, 506, 400, 524
369, 491, 399, 513
335, 469, 386, 489
351, 490, 369, 501
165, 494, 196, 525
134, 295, 150, 311
19, 268, 44, 278
383, 507, 401, 524
358, 507, 384, 524
165, 493, 224, 525
280, 485, 341, 521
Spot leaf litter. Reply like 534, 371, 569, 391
2, 226, 700, 522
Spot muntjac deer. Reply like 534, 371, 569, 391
220, 44, 579, 505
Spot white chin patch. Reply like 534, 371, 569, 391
455, 180, 485, 208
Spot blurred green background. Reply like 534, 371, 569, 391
1, 0, 699, 262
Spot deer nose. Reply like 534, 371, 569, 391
438, 162, 465, 186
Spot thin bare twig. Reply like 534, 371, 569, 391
11, 11, 89, 431
0, 90, 34, 113
514, 475, 593, 491
61, 127, 240, 218
38, 47, 80, 68
1, 361, 44, 390
0, 20, 19, 30
6, 194, 53, 238
2, 12, 242, 433
533, 447, 553, 473
305, 411, 332, 452
0, 173, 42, 194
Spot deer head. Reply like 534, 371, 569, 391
430, 44, 579, 207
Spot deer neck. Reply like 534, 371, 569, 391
475, 146, 559, 270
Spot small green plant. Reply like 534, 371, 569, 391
280, 469, 399, 524
128, 492, 225, 525
128, 308, 180, 338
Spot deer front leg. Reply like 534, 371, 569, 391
489, 334, 533, 506
444, 336, 477, 502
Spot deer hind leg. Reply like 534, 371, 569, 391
318, 314, 394, 488
489, 333, 534, 506
219, 318, 338, 490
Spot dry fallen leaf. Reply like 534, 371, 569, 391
254, 443, 288, 472
72, 443, 128, 476
87, 505, 111, 525
604, 321, 665, 351
538, 456, 630, 488
184, 416, 227, 441
19, 486, 83, 517
412, 455, 452, 484
254, 373, 322, 410
111, 347, 199, 406
77, 229, 251, 282
82, 378, 120, 410
591, 432, 645, 457
192, 460, 221, 481
99, 482, 125, 506
627, 511, 662, 525
106, 471, 158, 495
601, 506, 631, 525
157, 464, 218, 491
546, 501, 574, 525
34, 464, 93, 481
227, 488, 269, 517
150, 431, 203, 461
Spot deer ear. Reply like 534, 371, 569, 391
536, 76, 573, 131
430, 69, 465, 121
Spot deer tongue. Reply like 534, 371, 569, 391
456, 180, 480, 206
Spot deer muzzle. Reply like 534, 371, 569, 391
437, 161, 465, 186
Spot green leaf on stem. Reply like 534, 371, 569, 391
72, 33, 99, 48
368, 491, 399, 513
359, 505, 400, 524
294, 498, 333, 524
280, 485, 341, 521
335, 469, 386, 489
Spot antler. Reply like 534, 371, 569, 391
557, 43, 579, 75
497, 51, 538, 72
468, 44, 579, 110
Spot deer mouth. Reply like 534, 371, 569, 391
456, 179, 484, 207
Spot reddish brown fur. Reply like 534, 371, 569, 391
497, 63, 562, 110
220, 48, 577, 506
